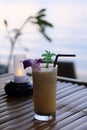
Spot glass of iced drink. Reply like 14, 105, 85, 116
32, 64, 57, 121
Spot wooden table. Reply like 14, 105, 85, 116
0, 73, 87, 130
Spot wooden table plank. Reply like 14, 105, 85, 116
0, 74, 87, 130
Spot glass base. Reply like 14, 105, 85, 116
34, 112, 56, 121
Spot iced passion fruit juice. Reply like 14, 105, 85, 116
33, 66, 57, 120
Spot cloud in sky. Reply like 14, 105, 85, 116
0, 0, 87, 41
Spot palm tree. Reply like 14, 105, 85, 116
3, 9, 53, 72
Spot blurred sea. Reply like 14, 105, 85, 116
0, 35, 87, 82
0, 0, 87, 81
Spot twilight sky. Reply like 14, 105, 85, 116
0, 0, 87, 80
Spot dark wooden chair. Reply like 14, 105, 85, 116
0, 65, 7, 74
57, 61, 76, 79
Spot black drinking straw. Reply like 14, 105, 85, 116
53, 54, 76, 67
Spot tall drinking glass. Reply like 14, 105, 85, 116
32, 65, 57, 121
